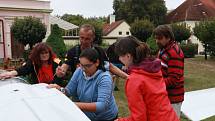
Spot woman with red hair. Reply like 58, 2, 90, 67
0, 42, 63, 86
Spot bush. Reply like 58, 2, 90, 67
146, 36, 159, 56
180, 43, 198, 58
170, 23, 191, 43
11, 16, 46, 49
130, 19, 154, 42
46, 24, 66, 58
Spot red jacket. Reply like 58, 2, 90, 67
159, 41, 184, 103
118, 58, 179, 121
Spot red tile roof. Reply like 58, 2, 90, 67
102, 20, 124, 36
166, 0, 215, 23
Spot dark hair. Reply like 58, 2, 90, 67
80, 24, 95, 35
29, 42, 56, 67
153, 25, 175, 41
115, 36, 150, 64
80, 48, 106, 71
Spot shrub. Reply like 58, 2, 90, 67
130, 19, 154, 42
11, 16, 46, 49
180, 43, 198, 58
170, 23, 191, 43
46, 24, 66, 58
146, 36, 159, 56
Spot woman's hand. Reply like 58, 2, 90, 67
47, 84, 61, 90
0, 71, 17, 80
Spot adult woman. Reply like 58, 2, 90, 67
0, 43, 62, 86
48, 48, 118, 121
114, 36, 179, 121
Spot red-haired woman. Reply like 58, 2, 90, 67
0, 42, 63, 86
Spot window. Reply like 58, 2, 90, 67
126, 31, 129, 35
119, 31, 122, 35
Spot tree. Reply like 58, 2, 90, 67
113, 0, 167, 25
130, 19, 154, 42
170, 23, 191, 43
61, 14, 85, 26
11, 16, 46, 49
194, 20, 215, 59
46, 24, 66, 58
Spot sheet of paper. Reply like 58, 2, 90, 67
181, 88, 215, 121
0, 83, 90, 121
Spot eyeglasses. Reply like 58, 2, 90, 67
80, 63, 94, 69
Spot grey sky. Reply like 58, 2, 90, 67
50, 0, 186, 17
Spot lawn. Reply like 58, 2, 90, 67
114, 56, 215, 120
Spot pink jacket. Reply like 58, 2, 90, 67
118, 58, 179, 121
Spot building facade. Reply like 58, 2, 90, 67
0, 0, 52, 59
166, 0, 215, 54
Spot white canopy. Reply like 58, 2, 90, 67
182, 88, 215, 121
50, 15, 79, 30
0, 82, 90, 121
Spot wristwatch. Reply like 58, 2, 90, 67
59, 87, 66, 94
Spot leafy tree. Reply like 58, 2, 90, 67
170, 23, 191, 43
46, 24, 66, 58
11, 16, 46, 49
194, 20, 215, 59
130, 19, 154, 42
61, 14, 85, 26
113, 0, 167, 25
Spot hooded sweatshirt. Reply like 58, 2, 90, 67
118, 58, 179, 121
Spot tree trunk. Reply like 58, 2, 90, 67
204, 44, 207, 60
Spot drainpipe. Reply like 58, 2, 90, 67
0, 19, 6, 58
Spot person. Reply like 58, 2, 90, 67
106, 42, 124, 91
0, 43, 63, 86
153, 25, 184, 117
48, 48, 118, 121
114, 36, 179, 121
56, 24, 128, 79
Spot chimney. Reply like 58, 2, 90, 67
109, 14, 115, 24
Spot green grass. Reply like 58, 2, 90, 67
114, 56, 215, 120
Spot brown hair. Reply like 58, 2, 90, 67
153, 25, 175, 41
115, 36, 151, 64
29, 42, 56, 68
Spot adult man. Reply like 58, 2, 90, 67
56, 24, 128, 79
153, 25, 184, 117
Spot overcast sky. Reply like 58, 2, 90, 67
50, 0, 186, 17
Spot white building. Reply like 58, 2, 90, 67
0, 0, 52, 59
102, 15, 131, 45
166, 0, 215, 54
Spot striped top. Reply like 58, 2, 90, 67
159, 41, 184, 103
